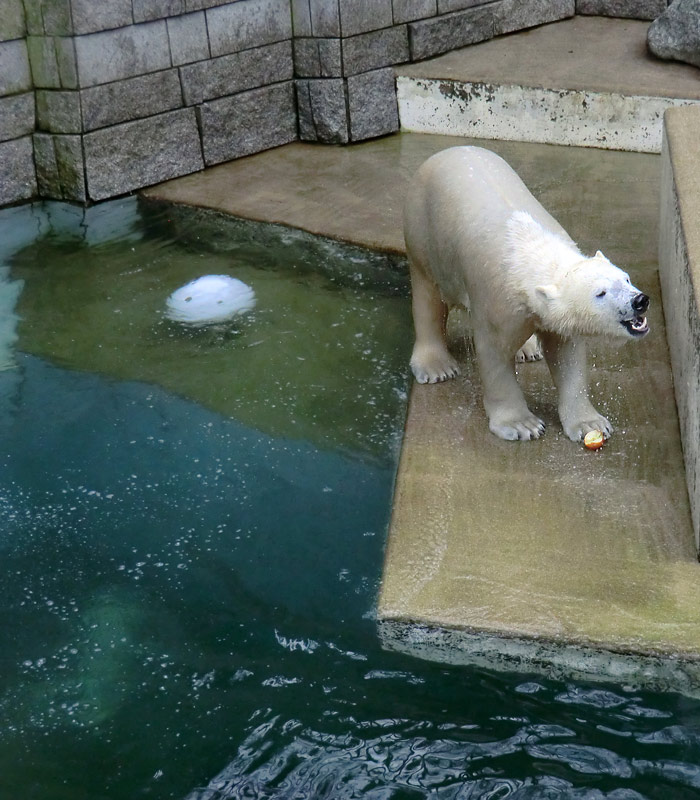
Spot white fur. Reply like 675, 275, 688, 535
505, 211, 639, 340
404, 146, 649, 442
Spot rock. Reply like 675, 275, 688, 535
648, 0, 700, 69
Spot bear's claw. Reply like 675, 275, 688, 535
565, 416, 613, 443
490, 413, 545, 441
516, 334, 543, 363
411, 350, 460, 384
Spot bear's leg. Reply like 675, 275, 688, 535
473, 327, 545, 441
409, 261, 460, 384
516, 334, 543, 363
539, 332, 613, 441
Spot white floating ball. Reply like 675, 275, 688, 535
165, 275, 256, 326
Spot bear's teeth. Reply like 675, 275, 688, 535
632, 317, 647, 330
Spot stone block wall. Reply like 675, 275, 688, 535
25, 0, 297, 202
575, 0, 668, 20
293, 0, 577, 144
0, 0, 674, 206
0, 0, 36, 206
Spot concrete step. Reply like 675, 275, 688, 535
144, 132, 700, 695
396, 16, 700, 153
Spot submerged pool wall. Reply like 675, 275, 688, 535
0, 0, 672, 208
659, 106, 700, 554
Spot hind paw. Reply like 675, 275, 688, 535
516, 335, 543, 363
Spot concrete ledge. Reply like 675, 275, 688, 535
397, 77, 698, 154
396, 16, 700, 154
379, 621, 700, 697
659, 106, 700, 552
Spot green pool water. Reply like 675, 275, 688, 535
1, 199, 700, 800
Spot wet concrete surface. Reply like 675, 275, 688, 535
397, 16, 700, 100
144, 133, 700, 670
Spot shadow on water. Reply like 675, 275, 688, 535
1, 200, 700, 800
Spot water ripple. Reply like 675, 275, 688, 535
187, 714, 658, 799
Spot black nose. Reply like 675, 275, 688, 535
632, 293, 649, 313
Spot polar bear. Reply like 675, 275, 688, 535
404, 146, 650, 442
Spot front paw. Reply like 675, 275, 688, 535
410, 347, 460, 384
489, 410, 545, 441
562, 413, 613, 443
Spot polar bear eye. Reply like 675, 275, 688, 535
596, 290, 607, 298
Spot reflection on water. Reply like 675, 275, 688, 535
1, 200, 700, 800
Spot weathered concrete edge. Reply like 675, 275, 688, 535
379, 620, 700, 697
397, 76, 700, 154
658, 107, 700, 553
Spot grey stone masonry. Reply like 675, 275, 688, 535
494, 0, 575, 36
167, 11, 210, 65
309, 0, 341, 36
35, 0, 72, 36
293, 37, 342, 77
35, 89, 81, 133
0, 1, 35, 205
0, 38, 32, 95
180, 41, 293, 105
297, 77, 349, 142
346, 67, 399, 140
80, 69, 183, 131
185, 0, 237, 10
408, 4, 494, 60
394, 0, 437, 22
0, 92, 35, 141
340, 0, 393, 36
26, 35, 61, 88
0, 136, 36, 204
73, 21, 171, 86
576, 0, 667, 19
84, 108, 204, 200
206, 0, 292, 57
33, 131, 85, 201
342, 25, 409, 75
0, 0, 670, 207
197, 81, 297, 165
291, 0, 312, 35
1, 0, 26, 41
438, 0, 490, 11
70, 0, 133, 35
133, 0, 186, 24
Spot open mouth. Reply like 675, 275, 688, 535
621, 316, 649, 337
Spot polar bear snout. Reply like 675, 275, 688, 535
632, 293, 649, 314
620, 291, 650, 338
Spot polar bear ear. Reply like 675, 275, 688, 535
535, 284, 559, 304
595, 250, 605, 259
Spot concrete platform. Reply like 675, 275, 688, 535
144, 133, 700, 693
660, 107, 700, 559
396, 17, 700, 153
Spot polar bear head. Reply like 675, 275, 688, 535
534, 252, 650, 340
